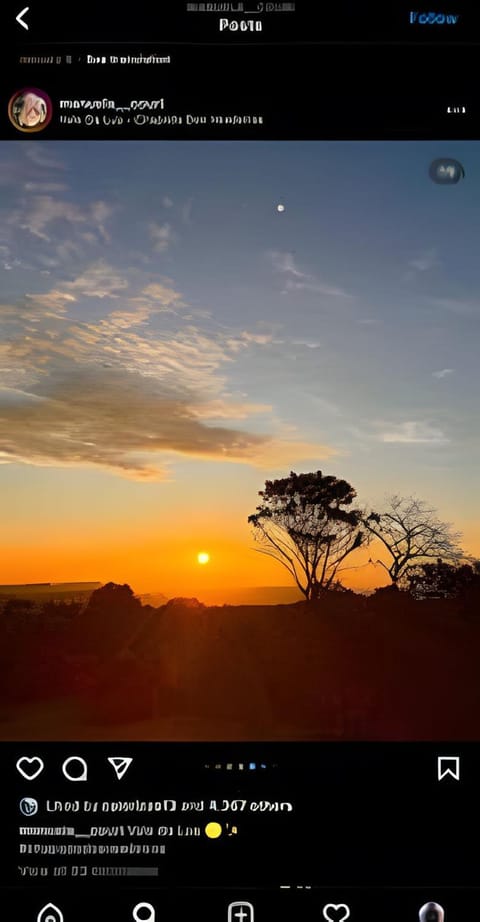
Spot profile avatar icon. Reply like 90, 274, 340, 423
8, 87, 52, 133
419, 902, 445, 922
20, 796, 38, 816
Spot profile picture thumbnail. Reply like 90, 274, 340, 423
8, 87, 53, 133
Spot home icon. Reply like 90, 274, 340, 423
37, 904, 64, 922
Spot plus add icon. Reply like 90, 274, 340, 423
228, 903, 254, 922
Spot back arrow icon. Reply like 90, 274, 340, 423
16, 6, 29, 30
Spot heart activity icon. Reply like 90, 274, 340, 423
323, 905, 351, 922
16, 757, 44, 780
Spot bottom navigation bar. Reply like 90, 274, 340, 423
10, 890, 477, 922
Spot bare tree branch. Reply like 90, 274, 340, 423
365, 495, 463, 584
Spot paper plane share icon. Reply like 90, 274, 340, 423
108, 756, 133, 780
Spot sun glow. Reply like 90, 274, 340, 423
197, 552, 210, 565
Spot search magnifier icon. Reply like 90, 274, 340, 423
133, 903, 155, 922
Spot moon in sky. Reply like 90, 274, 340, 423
276, 203, 285, 212
197, 552, 210, 565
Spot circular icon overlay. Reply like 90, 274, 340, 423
20, 796, 38, 816
8, 87, 52, 133
429, 158, 465, 184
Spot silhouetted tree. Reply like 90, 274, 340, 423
407, 559, 480, 599
40, 600, 82, 620
365, 496, 463, 585
369, 583, 410, 610
74, 582, 146, 655
248, 470, 368, 601
3, 598, 34, 615
85, 582, 142, 616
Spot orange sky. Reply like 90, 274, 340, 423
2, 521, 479, 602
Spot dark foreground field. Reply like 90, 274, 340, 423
0, 584, 479, 740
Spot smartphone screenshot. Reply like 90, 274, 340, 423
0, 2, 479, 918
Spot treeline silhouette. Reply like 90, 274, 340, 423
1, 573, 480, 741
248, 472, 465, 600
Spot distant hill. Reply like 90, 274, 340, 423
138, 586, 303, 607
138, 592, 169, 608
0, 582, 101, 601
201, 586, 303, 606
0, 584, 302, 606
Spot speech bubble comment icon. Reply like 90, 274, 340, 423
133, 903, 156, 922
62, 756, 88, 781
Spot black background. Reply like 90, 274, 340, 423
2, 2, 480, 916
1, 1, 479, 140
2, 744, 479, 885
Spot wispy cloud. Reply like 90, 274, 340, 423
62, 260, 128, 298
0, 373, 336, 480
292, 339, 321, 349
284, 278, 351, 297
193, 398, 272, 420
0, 146, 67, 199
233, 331, 275, 347
24, 182, 69, 193
0, 245, 18, 272
377, 421, 449, 444
24, 289, 77, 316
0, 148, 117, 275
0, 268, 337, 480
269, 250, 352, 298
134, 281, 185, 311
9, 196, 85, 242
90, 201, 113, 242
270, 251, 306, 278
408, 248, 439, 273
432, 368, 454, 379
181, 198, 193, 225
23, 144, 66, 170
149, 221, 175, 252
8, 195, 114, 249
23, 262, 129, 313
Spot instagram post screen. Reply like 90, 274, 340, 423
0, 3, 479, 920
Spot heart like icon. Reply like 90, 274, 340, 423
323, 904, 351, 922
16, 756, 45, 781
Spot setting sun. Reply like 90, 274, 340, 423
197, 552, 210, 565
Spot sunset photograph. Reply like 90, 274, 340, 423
1, 139, 480, 740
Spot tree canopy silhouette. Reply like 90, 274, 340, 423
407, 559, 480, 599
86, 582, 142, 616
365, 495, 463, 585
248, 470, 367, 601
